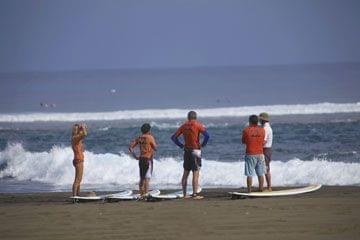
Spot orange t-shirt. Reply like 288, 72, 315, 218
242, 124, 265, 155
72, 138, 84, 161
130, 134, 157, 159
175, 120, 206, 149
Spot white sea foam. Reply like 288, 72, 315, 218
0, 102, 359, 122
149, 121, 229, 129
1, 144, 359, 189
98, 126, 110, 131
150, 121, 181, 129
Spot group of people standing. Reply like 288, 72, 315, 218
242, 113, 273, 193
71, 111, 273, 198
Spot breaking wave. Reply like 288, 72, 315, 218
1, 144, 359, 191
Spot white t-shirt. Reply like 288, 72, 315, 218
263, 122, 273, 148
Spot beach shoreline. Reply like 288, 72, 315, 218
1, 186, 359, 240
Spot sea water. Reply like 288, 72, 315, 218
1, 103, 360, 193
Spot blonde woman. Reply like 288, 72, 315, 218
71, 123, 87, 196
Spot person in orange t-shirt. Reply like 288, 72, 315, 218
242, 115, 265, 193
71, 123, 87, 197
171, 111, 210, 199
129, 123, 158, 197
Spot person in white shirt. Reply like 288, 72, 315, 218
259, 112, 273, 191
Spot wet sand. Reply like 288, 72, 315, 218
0, 186, 359, 240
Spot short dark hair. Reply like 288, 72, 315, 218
187, 111, 197, 120
141, 123, 151, 133
249, 115, 258, 125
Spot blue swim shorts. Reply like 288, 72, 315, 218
244, 154, 265, 177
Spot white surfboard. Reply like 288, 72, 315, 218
150, 187, 202, 200
106, 189, 160, 201
70, 190, 132, 202
230, 184, 322, 198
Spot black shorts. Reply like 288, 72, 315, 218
263, 148, 272, 172
139, 157, 153, 179
183, 149, 201, 172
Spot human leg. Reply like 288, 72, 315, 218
257, 175, 264, 192
144, 178, 150, 195
139, 158, 151, 196
247, 176, 253, 193
182, 170, 190, 197
72, 161, 83, 196
265, 171, 271, 191
264, 148, 272, 190
182, 150, 195, 198
139, 178, 145, 195
144, 160, 153, 195
192, 170, 200, 194
255, 155, 266, 192
244, 155, 256, 193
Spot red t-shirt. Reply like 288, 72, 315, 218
242, 124, 265, 155
175, 120, 206, 149
130, 134, 157, 159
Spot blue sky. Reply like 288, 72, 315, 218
0, 0, 359, 112
0, 0, 359, 72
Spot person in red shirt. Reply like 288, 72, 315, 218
171, 111, 209, 199
129, 123, 158, 197
71, 123, 87, 197
242, 115, 265, 193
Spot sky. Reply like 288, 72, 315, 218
0, 0, 360, 72
0, 0, 359, 112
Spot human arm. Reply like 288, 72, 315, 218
171, 126, 184, 149
79, 123, 87, 136
150, 135, 158, 151
242, 129, 246, 144
264, 127, 273, 146
262, 128, 266, 146
171, 134, 184, 149
128, 138, 139, 160
201, 130, 210, 148
264, 129, 268, 145
197, 123, 209, 148
72, 124, 87, 142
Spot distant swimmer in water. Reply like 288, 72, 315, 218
242, 115, 265, 193
171, 111, 210, 199
71, 123, 87, 197
129, 123, 158, 197
259, 112, 273, 191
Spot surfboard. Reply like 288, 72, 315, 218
149, 187, 202, 200
230, 184, 322, 198
70, 190, 132, 202
106, 189, 160, 201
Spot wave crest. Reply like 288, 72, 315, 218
1, 144, 359, 189
0, 102, 359, 122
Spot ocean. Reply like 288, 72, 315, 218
1, 102, 360, 193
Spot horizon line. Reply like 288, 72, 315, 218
1, 61, 360, 75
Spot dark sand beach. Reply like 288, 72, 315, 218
0, 186, 359, 240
